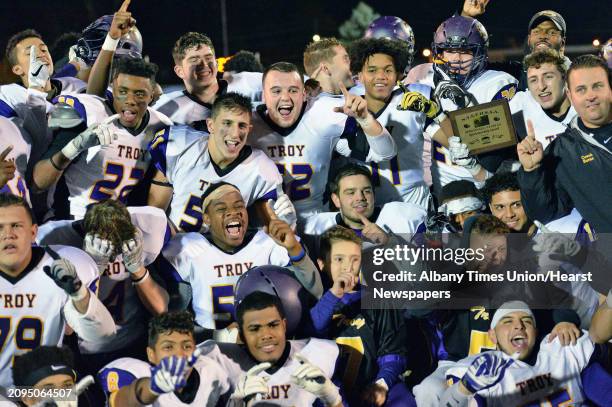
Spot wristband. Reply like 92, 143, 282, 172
49, 155, 66, 171
102, 34, 120, 52
289, 246, 306, 263
131, 269, 150, 285
607, 288, 612, 308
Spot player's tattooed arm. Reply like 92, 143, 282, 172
589, 289, 612, 344
148, 169, 174, 211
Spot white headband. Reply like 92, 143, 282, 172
439, 196, 484, 216
491, 301, 535, 329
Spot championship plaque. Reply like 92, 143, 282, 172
448, 99, 517, 155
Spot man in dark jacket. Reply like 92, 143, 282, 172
517, 54, 612, 233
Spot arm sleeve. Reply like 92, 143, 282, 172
517, 149, 574, 224
364, 126, 397, 162
373, 310, 408, 388
285, 250, 324, 299
309, 290, 341, 335
63, 289, 117, 342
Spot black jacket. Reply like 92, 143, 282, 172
518, 117, 612, 233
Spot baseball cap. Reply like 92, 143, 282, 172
528, 10, 566, 36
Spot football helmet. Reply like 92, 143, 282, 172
364, 16, 415, 68
75, 15, 143, 66
432, 15, 489, 88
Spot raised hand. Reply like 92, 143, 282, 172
122, 227, 145, 274
28, 45, 50, 89
357, 213, 388, 245
517, 120, 544, 172
0, 146, 16, 187
264, 200, 301, 254
532, 220, 580, 258
43, 258, 86, 300
232, 362, 271, 401
110, 0, 137, 40
271, 187, 297, 230
461, 352, 514, 394
448, 136, 481, 176
333, 82, 370, 122
149, 348, 202, 395
330, 271, 358, 298
291, 354, 341, 406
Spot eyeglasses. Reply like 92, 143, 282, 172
530, 28, 562, 38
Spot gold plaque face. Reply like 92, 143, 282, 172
448, 99, 517, 155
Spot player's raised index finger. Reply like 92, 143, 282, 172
338, 81, 349, 97
119, 0, 131, 12
357, 213, 371, 225
265, 199, 278, 220
0, 145, 13, 161
526, 119, 535, 139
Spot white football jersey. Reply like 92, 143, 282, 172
153, 77, 262, 128
0, 245, 99, 387
54, 94, 172, 219
98, 356, 230, 406
541, 208, 596, 243
149, 125, 282, 232
509, 90, 577, 150
304, 201, 427, 237
36, 206, 169, 353
161, 230, 291, 328
0, 78, 86, 116
0, 116, 31, 204
205, 338, 339, 407
249, 93, 378, 220
446, 333, 595, 406
408, 65, 518, 192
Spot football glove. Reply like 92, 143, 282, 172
397, 82, 441, 119
232, 362, 271, 401
122, 227, 145, 274
61, 114, 119, 160
43, 258, 87, 301
291, 354, 341, 406
83, 233, 115, 273
28, 45, 50, 89
448, 136, 482, 176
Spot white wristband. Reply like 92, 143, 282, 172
60, 142, 80, 161
606, 289, 612, 308
70, 285, 89, 302
102, 34, 120, 52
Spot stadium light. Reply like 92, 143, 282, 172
592, 39, 601, 47
312, 34, 321, 42
422, 48, 431, 57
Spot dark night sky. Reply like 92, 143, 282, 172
0, 0, 609, 84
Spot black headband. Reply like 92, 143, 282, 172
20, 364, 76, 387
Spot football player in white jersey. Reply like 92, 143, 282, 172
153, 32, 262, 129
204, 291, 343, 407
148, 92, 284, 233
304, 164, 427, 253
37, 200, 169, 368
341, 37, 445, 208
161, 182, 322, 330
32, 58, 172, 219
99, 311, 231, 407
0, 194, 116, 388
405, 15, 518, 192
248, 61, 397, 222
0, 29, 86, 118
441, 300, 612, 407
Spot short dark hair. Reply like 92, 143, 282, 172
211, 92, 253, 119
470, 214, 511, 235
330, 163, 372, 196
348, 37, 410, 75
480, 172, 520, 206
148, 311, 195, 347
0, 193, 34, 223
263, 61, 304, 85
13, 346, 75, 386
5, 29, 43, 67
172, 32, 215, 64
567, 54, 612, 89
111, 57, 158, 83
524, 49, 567, 78
303, 37, 343, 76
84, 200, 135, 256
225, 50, 263, 73
318, 225, 362, 262
236, 291, 286, 329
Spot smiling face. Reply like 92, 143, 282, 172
489, 311, 537, 360
206, 107, 252, 168
528, 20, 564, 53
11, 37, 54, 87
241, 305, 287, 363
0, 205, 37, 275
527, 62, 567, 112
331, 174, 375, 229
489, 190, 529, 232
263, 70, 305, 128
203, 190, 248, 251
567, 66, 612, 128
359, 53, 397, 102
174, 44, 218, 92
146, 330, 196, 366
112, 73, 154, 128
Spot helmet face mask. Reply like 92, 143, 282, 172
432, 15, 489, 88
